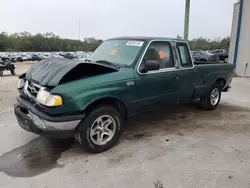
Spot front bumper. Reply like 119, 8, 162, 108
14, 96, 85, 139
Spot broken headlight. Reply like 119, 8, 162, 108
17, 79, 25, 89
36, 90, 63, 107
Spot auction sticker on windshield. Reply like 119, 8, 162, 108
126, 41, 144, 47
109, 49, 117, 55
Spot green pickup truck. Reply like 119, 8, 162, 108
14, 37, 234, 153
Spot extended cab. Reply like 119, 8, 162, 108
14, 37, 234, 153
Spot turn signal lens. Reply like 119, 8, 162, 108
45, 95, 63, 107
36, 90, 63, 107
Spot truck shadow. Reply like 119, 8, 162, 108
123, 101, 250, 140
0, 101, 249, 178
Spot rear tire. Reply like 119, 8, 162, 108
76, 106, 123, 153
0, 71, 3, 77
200, 84, 221, 110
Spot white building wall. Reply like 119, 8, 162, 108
228, 3, 239, 65
236, 0, 250, 76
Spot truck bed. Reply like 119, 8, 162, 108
194, 61, 227, 65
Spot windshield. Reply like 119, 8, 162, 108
89, 39, 144, 66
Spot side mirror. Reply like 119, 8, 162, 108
139, 60, 160, 73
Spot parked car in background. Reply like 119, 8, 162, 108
1, 54, 16, 62
27, 54, 32, 61
21, 54, 29, 61
206, 50, 213, 54
75, 52, 89, 60
211, 49, 228, 63
87, 51, 93, 57
43, 53, 51, 59
15, 55, 23, 62
11, 54, 17, 62
191, 51, 219, 62
51, 53, 63, 58
63, 53, 75, 59
31, 54, 43, 61
16, 57, 23, 62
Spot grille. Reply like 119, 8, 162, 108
24, 81, 42, 100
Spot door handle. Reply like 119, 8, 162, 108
174, 74, 179, 80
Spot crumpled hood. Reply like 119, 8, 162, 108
25, 58, 118, 86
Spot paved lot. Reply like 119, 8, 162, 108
0, 63, 250, 188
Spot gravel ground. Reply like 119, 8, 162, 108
0, 62, 33, 113
0, 62, 250, 188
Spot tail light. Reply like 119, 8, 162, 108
233, 68, 236, 76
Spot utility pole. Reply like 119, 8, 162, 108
77, 20, 81, 51
78, 20, 81, 41
184, 0, 190, 41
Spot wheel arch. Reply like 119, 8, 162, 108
215, 78, 226, 88
83, 97, 128, 120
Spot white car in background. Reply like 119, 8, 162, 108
43, 53, 51, 59
51, 53, 63, 58
21, 54, 29, 61
76, 51, 90, 60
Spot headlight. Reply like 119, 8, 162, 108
17, 79, 25, 89
36, 90, 63, 107
45, 95, 63, 107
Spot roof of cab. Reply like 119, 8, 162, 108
108, 36, 185, 42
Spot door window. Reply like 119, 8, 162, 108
143, 41, 174, 69
176, 43, 193, 68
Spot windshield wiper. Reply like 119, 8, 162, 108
95, 60, 120, 69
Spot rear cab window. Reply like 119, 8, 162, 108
176, 42, 193, 68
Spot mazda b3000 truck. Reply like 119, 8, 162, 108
14, 37, 234, 153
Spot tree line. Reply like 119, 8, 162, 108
176, 35, 230, 51
0, 32, 230, 52
188, 37, 230, 51
0, 32, 103, 52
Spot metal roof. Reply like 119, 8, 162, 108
107, 36, 185, 42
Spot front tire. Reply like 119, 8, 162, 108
200, 84, 221, 110
76, 106, 123, 153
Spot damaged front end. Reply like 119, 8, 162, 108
25, 58, 119, 87
15, 58, 119, 138
18, 58, 119, 110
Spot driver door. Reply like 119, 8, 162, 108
132, 41, 181, 114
